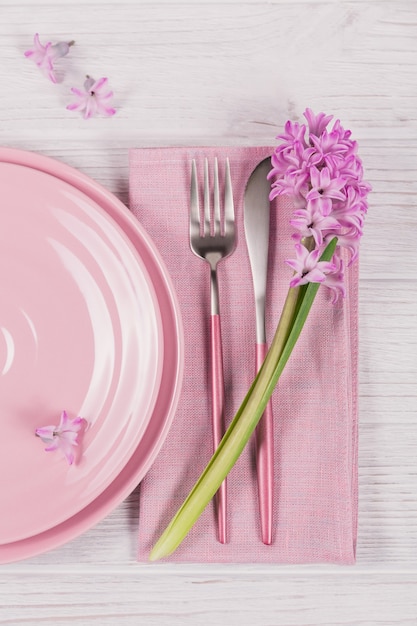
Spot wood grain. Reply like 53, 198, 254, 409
0, 1, 417, 624
1, 571, 417, 625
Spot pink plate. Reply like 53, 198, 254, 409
0, 148, 183, 560
0, 160, 163, 543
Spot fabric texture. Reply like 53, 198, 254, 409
129, 146, 358, 564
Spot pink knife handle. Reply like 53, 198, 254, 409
210, 314, 227, 544
255, 342, 274, 545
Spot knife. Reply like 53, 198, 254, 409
243, 157, 274, 545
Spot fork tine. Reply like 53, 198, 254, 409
224, 158, 234, 235
203, 158, 210, 237
213, 157, 221, 236
190, 160, 200, 234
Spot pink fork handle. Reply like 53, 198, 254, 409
210, 314, 227, 544
255, 342, 274, 545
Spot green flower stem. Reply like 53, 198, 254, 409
150, 239, 337, 562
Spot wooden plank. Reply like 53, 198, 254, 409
1, 570, 417, 625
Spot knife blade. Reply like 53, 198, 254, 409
243, 157, 274, 545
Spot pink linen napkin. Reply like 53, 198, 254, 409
129, 146, 358, 564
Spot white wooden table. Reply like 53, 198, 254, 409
1, 1, 416, 623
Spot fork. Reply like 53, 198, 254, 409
190, 157, 236, 544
